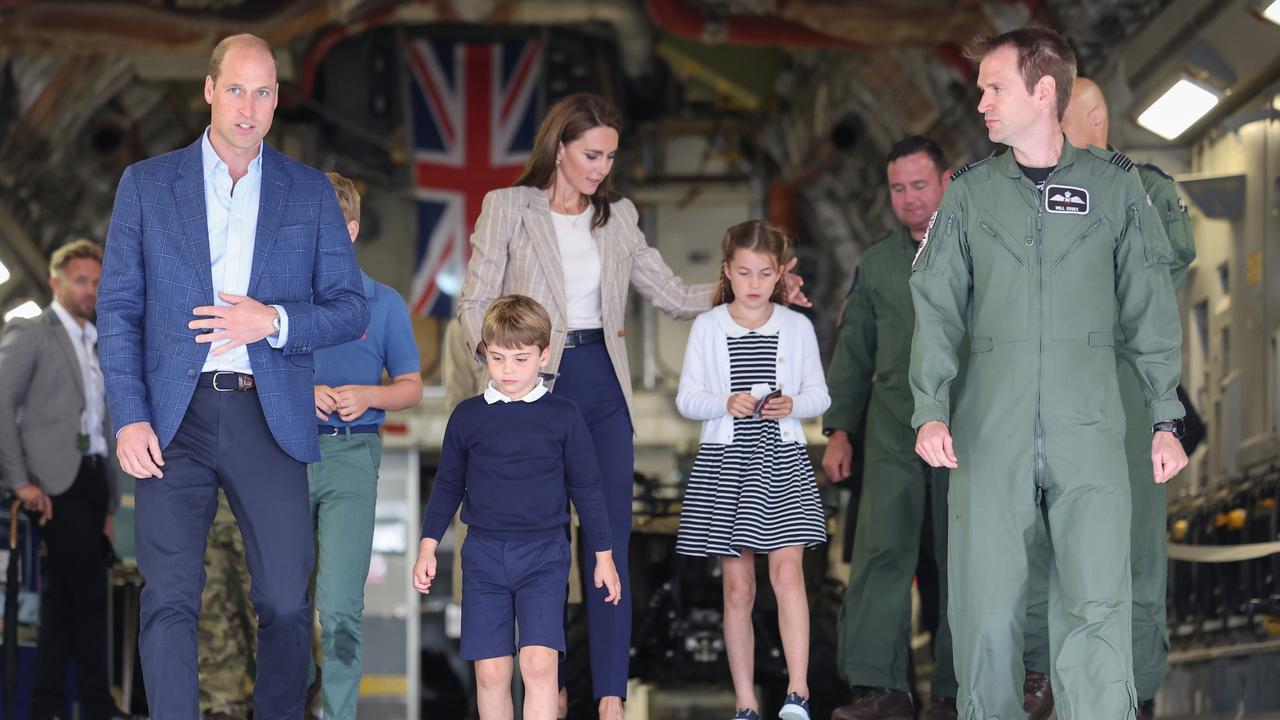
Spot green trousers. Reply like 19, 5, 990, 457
1024, 359, 1167, 701
308, 431, 382, 720
837, 401, 957, 698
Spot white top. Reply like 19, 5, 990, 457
50, 301, 108, 456
551, 206, 604, 330
676, 303, 831, 446
199, 128, 289, 374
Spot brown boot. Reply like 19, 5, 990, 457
1137, 698, 1155, 720
1023, 670, 1054, 720
922, 696, 957, 720
830, 688, 913, 720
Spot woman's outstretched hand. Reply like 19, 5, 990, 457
781, 257, 811, 308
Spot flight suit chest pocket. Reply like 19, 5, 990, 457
971, 214, 1029, 343
1051, 217, 1114, 341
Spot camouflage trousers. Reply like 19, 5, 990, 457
198, 500, 257, 720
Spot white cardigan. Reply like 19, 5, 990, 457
677, 303, 831, 445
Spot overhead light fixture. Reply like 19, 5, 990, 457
0, 259, 9, 286
1263, 0, 1280, 25
1136, 78, 1221, 141
4, 301, 41, 322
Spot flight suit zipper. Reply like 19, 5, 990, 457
1034, 182, 1048, 504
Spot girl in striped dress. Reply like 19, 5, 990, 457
675, 220, 831, 720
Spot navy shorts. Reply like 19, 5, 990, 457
460, 533, 571, 661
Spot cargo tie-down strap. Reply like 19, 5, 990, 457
1167, 541, 1280, 563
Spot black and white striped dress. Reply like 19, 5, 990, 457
676, 331, 827, 557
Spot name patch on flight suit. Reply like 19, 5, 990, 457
1045, 185, 1090, 214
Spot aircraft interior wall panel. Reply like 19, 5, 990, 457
1189, 122, 1260, 488
354, 191, 420, 300
1264, 117, 1280, 397
625, 190, 755, 392
1232, 123, 1269, 469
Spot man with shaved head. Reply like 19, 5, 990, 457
99, 33, 368, 717
1044, 75, 1197, 720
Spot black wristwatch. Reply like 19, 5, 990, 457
1152, 418, 1185, 438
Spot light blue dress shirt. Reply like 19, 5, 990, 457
199, 128, 288, 374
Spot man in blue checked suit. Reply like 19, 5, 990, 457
97, 34, 368, 719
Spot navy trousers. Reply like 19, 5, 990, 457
134, 384, 314, 719
553, 342, 634, 700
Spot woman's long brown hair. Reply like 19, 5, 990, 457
514, 93, 622, 231
712, 221, 794, 306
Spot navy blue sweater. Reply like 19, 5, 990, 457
420, 393, 612, 552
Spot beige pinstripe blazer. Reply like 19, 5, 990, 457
457, 185, 714, 423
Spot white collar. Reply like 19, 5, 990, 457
483, 378, 549, 404
712, 303, 784, 338
50, 301, 95, 344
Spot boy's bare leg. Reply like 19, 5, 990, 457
769, 546, 810, 699
475, 656, 515, 720
520, 646, 559, 719
723, 552, 759, 712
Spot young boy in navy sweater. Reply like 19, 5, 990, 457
414, 294, 620, 720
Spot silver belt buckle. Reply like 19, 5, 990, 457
321, 426, 341, 436
211, 371, 237, 392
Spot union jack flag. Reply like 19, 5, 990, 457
407, 37, 543, 317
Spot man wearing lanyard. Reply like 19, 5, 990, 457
0, 240, 126, 720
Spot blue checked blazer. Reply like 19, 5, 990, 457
98, 138, 369, 463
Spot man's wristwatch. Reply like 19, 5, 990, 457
1152, 418, 1184, 438
270, 308, 281, 337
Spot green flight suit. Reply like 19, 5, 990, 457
909, 140, 1185, 720
828, 226, 957, 699
1022, 158, 1197, 698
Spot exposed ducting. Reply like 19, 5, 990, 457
0, 0, 654, 86
0, 0, 329, 56
644, 0, 866, 50
299, 0, 655, 97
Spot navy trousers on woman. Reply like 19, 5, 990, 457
134, 381, 314, 719
554, 341, 634, 699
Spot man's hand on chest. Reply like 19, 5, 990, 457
189, 291, 279, 356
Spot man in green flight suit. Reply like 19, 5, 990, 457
826, 136, 958, 720
910, 27, 1189, 720
1043, 76, 1193, 720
